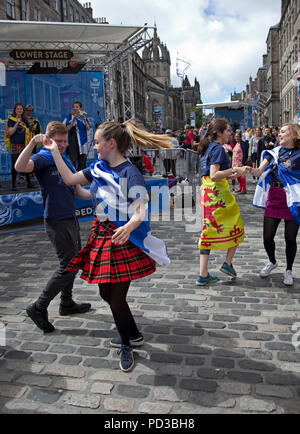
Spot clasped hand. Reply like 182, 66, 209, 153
234, 166, 251, 177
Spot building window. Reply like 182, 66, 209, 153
55, 0, 60, 12
21, 0, 27, 20
33, 7, 40, 20
63, 0, 67, 16
70, 5, 74, 21
6, 0, 15, 18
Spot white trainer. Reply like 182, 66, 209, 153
260, 262, 278, 278
283, 270, 294, 286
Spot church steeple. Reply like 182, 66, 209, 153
142, 25, 171, 87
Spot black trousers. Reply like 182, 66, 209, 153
36, 218, 81, 310
68, 139, 87, 171
11, 154, 31, 188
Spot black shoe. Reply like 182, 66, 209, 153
26, 303, 55, 333
59, 302, 91, 316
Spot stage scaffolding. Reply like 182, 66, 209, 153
197, 100, 255, 130
0, 20, 153, 122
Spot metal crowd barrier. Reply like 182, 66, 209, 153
141, 148, 202, 203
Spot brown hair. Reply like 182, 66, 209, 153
255, 127, 263, 138
282, 123, 300, 149
46, 121, 68, 138
96, 119, 172, 154
198, 118, 230, 155
73, 101, 82, 108
12, 102, 26, 122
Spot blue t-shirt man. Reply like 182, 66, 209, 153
14, 127, 91, 333
31, 154, 76, 221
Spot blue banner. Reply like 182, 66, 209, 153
0, 70, 105, 163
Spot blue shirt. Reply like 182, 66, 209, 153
31, 154, 76, 221
83, 160, 148, 217
201, 142, 230, 177
264, 147, 300, 183
7, 119, 30, 145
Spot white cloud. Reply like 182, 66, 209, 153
80, 0, 281, 102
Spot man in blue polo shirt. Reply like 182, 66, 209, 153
15, 122, 92, 333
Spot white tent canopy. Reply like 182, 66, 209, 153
0, 20, 152, 66
197, 101, 253, 109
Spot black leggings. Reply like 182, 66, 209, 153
263, 217, 299, 271
99, 282, 140, 347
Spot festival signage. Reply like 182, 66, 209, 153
9, 49, 82, 74
9, 49, 74, 61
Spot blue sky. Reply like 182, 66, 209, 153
80, 0, 281, 103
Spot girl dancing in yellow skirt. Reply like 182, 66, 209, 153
197, 119, 249, 286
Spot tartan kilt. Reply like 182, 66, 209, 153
67, 218, 156, 284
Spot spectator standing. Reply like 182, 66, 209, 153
25, 105, 43, 156
184, 125, 194, 150
232, 131, 249, 195
4, 102, 32, 190
249, 127, 263, 184
271, 127, 280, 147
64, 101, 91, 171
141, 149, 154, 176
257, 127, 274, 163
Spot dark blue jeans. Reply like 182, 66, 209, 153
36, 217, 81, 310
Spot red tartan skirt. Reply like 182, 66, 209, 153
67, 218, 156, 284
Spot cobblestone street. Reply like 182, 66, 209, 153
0, 183, 300, 415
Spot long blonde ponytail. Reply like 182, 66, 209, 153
97, 119, 172, 154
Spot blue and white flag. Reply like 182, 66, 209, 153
64, 114, 88, 155
253, 147, 300, 225
90, 160, 171, 266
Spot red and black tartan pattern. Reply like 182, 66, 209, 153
67, 219, 156, 284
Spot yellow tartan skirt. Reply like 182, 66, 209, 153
199, 177, 245, 251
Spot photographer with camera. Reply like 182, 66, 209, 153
64, 101, 91, 171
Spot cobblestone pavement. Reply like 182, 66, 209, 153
0, 182, 299, 414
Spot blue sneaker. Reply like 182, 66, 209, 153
118, 345, 134, 372
220, 262, 237, 278
196, 274, 219, 286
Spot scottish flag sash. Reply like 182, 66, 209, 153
253, 147, 300, 225
90, 160, 170, 266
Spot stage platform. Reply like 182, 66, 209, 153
0, 177, 169, 227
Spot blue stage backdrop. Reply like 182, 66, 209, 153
0, 70, 105, 164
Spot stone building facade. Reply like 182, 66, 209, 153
265, 25, 280, 126
239, 0, 300, 127
0, 0, 95, 23
279, 0, 300, 124
0, 4, 201, 129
